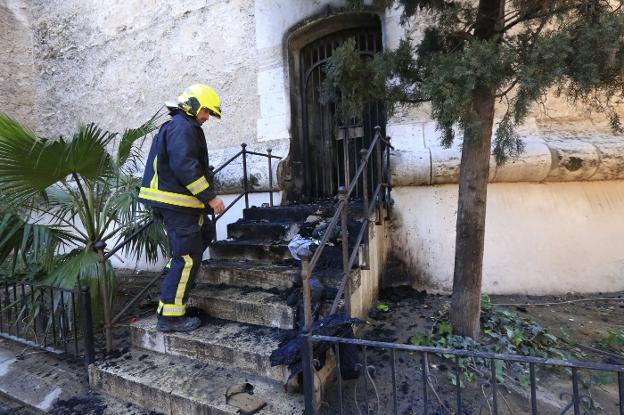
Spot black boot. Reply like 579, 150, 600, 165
156, 315, 201, 332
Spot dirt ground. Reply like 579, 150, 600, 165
320, 288, 624, 415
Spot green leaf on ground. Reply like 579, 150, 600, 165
376, 303, 390, 312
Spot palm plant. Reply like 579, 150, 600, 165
0, 112, 168, 351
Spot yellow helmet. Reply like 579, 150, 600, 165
171, 84, 221, 119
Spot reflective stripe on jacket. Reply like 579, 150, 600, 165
139, 110, 216, 212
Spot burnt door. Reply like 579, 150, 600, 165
300, 27, 384, 200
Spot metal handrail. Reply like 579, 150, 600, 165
300, 126, 391, 415
309, 335, 624, 372
307, 130, 384, 271
211, 144, 282, 225
301, 126, 392, 330
106, 144, 281, 329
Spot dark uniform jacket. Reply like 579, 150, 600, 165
139, 109, 216, 213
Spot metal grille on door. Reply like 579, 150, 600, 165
300, 27, 385, 199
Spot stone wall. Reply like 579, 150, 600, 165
29, 0, 258, 150
0, 0, 34, 127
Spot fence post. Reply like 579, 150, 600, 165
338, 187, 351, 315
241, 143, 249, 209
342, 131, 351, 189
267, 149, 274, 207
95, 241, 112, 353
301, 253, 319, 414
375, 127, 384, 226
385, 136, 392, 220
79, 286, 96, 365
359, 149, 370, 270
208, 165, 218, 242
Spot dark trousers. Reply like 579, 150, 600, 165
154, 208, 213, 317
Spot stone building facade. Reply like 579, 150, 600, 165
1, 0, 623, 294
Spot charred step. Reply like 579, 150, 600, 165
131, 316, 292, 382
209, 240, 292, 261
189, 285, 295, 329
90, 349, 303, 414
209, 240, 342, 264
198, 259, 299, 290
227, 220, 300, 242
242, 204, 334, 222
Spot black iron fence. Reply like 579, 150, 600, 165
303, 335, 624, 415
0, 280, 95, 364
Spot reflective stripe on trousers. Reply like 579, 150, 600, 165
155, 208, 211, 317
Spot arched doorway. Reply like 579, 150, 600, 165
284, 13, 385, 202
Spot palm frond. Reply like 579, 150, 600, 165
118, 216, 168, 264
0, 212, 73, 278
116, 110, 164, 168
44, 185, 79, 221
41, 248, 115, 326
0, 114, 115, 205
66, 122, 115, 181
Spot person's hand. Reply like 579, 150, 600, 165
208, 197, 225, 215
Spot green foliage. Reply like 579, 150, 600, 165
327, 0, 624, 163
376, 302, 390, 312
0, 212, 73, 278
600, 329, 624, 356
409, 295, 594, 391
0, 112, 168, 321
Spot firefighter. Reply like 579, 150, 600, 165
139, 84, 225, 332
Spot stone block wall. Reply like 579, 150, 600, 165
28, 0, 258, 150
0, 0, 34, 127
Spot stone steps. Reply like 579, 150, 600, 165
89, 349, 304, 415
130, 316, 291, 382
198, 259, 298, 290
91, 203, 351, 414
189, 286, 295, 329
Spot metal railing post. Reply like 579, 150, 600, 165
241, 143, 249, 209
301, 253, 317, 414
359, 149, 370, 270
208, 165, 218, 242
95, 241, 112, 353
267, 148, 274, 207
338, 187, 351, 315
385, 136, 392, 220
342, 133, 351, 189
301, 253, 313, 333
79, 286, 96, 365
302, 333, 317, 415
374, 127, 384, 226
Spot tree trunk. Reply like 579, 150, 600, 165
449, 0, 505, 339
449, 88, 496, 339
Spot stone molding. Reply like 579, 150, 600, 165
391, 135, 624, 186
